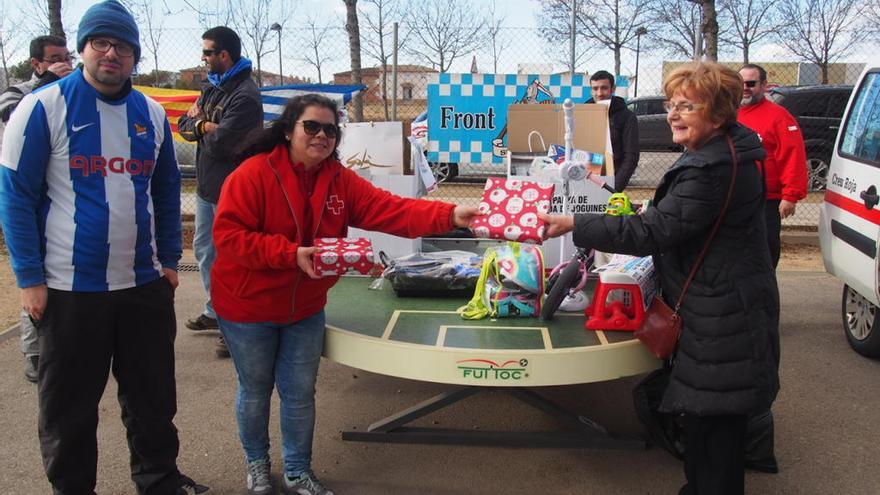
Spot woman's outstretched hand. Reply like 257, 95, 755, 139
538, 212, 575, 239
296, 246, 321, 279
452, 205, 481, 228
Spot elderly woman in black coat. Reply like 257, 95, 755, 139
540, 61, 779, 494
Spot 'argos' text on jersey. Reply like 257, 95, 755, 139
69, 156, 155, 177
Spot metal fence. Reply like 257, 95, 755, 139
3, 26, 868, 227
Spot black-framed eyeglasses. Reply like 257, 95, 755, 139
43, 54, 74, 64
297, 120, 338, 138
90, 38, 135, 57
743, 80, 761, 88
663, 101, 705, 114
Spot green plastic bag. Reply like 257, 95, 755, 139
459, 242, 545, 319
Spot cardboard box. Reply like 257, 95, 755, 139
506, 104, 613, 177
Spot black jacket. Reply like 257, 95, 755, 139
178, 67, 263, 203
572, 124, 779, 416
586, 95, 639, 191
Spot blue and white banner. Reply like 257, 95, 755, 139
427, 73, 590, 164
261, 84, 366, 121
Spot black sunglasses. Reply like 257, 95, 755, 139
202, 48, 223, 57
743, 80, 761, 88
297, 120, 338, 138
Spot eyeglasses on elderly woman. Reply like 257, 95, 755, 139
663, 101, 706, 114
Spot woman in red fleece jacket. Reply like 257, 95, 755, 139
212, 94, 478, 495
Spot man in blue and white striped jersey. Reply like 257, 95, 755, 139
0, 2, 207, 494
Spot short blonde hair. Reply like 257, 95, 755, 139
663, 62, 743, 128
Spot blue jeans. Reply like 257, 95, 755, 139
218, 311, 326, 477
194, 196, 217, 319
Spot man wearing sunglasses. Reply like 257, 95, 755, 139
178, 27, 262, 357
737, 63, 807, 268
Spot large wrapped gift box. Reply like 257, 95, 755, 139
471, 178, 555, 244
314, 237, 375, 277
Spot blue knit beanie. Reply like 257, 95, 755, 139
77, 1, 140, 61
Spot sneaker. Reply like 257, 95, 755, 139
215, 336, 230, 358
559, 291, 590, 312
24, 355, 38, 383
186, 314, 219, 331
175, 475, 210, 494
246, 459, 272, 494
282, 470, 334, 495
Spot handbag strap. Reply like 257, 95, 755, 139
673, 135, 740, 313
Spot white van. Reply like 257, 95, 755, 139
818, 62, 880, 358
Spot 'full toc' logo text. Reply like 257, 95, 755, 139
457, 358, 529, 381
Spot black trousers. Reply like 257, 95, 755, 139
37, 278, 183, 495
765, 199, 782, 268
680, 414, 749, 495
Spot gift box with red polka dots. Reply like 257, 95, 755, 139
471, 178, 555, 244
314, 237, 375, 277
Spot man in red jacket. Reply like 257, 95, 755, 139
738, 64, 808, 267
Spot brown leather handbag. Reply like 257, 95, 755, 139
634, 136, 740, 360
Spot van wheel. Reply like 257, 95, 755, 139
429, 162, 459, 183
842, 285, 880, 358
807, 152, 830, 190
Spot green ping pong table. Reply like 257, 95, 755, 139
324, 276, 660, 449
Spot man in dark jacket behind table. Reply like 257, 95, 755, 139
178, 26, 263, 357
585, 70, 640, 191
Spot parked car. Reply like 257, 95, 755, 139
627, 96, 682, 152
818, 64, 880, 358
767, 84, 854, 190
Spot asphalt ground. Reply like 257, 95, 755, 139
1, 270, 879, 494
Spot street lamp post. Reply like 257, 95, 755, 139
270, 23, 283, 85
634, 26, 648, 98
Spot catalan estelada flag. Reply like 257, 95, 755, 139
135, 84, 366, 142
133, 86, 199, 142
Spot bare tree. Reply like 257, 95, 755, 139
181, 0, 236, 29
868, 2, 880, 41
718, 0, 777, 64
48, 0, 64, 38
645, 0, 703, 59
360, 0, 410, 119
539, 0, 650, 76
344, 0, 364, 122
23, 0, 71, 39
124, 0, 168, 86
0, 2, 24, 88
230, 0, 293, 86
486, 0, 509, 74
298, 16, 334, 84
775, 0, 861, 83
690, 0, 719, 61
535, 0, 596, 73
404, 0, 487, 73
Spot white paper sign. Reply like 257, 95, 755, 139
338, 121, 404, 175
547, 177, 615, 215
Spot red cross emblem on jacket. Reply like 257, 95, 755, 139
327, 195, 345, 215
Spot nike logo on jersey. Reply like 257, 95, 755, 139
71, 122, 95, 132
